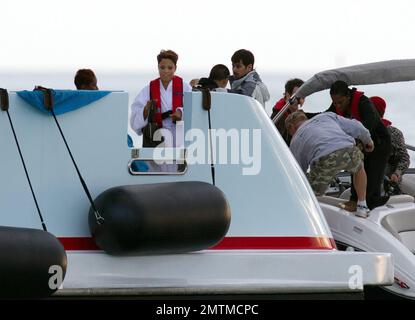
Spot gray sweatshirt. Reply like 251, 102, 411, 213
290, 112, 373, 172
229, 70, 270, 107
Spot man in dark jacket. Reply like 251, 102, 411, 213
328, 80, 391, 210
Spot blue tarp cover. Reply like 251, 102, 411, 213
17, 90, 111, 115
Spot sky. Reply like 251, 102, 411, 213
1, 0, 415, 74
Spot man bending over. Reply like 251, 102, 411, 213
286, 111, 374, 218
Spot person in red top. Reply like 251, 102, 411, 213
270, 78, 305, 145
328, 81, 391, 210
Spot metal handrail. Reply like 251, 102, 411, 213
406, 144, 415, 152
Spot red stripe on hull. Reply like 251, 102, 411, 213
59, 237, 100, 251
210, 236, 336, 250
58, 236, 336, 251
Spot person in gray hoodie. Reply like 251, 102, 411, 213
229, 49, 270, 108
286, 111, 374, 218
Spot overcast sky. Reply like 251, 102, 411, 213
1, 0, 414, 74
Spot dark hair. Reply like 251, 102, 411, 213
209, 64, 230, 81
330, 80, 350, 96
231, 49, 255, 67
74, 69, 97, 90
157, 50, 179, 65
285, 78, 304, 95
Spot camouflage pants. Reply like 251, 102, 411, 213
308, 146, 364, 196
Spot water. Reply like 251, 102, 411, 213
2, 71, 415, 164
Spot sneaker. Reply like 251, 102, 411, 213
339, 200, 357, 212
355, 204, 370, 218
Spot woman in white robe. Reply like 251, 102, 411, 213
130, 50, 192, 148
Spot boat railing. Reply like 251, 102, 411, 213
406, 144, 415, 152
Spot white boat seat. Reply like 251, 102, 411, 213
387, 194, 415, 204
339, 188, 414, 203
317, 196, 348, 207
319, 196, 415, 254
381, 211, 415, 254
400, 232, 415, 254
401, 174, 415, 197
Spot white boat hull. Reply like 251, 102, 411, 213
56, 249, 392, 297
320, 200, 415, 299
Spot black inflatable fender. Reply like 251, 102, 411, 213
0, 226, 67, 298
89, 181, 231, 255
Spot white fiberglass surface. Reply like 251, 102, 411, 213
188, 92, 331, 237
0, 91, 331, 239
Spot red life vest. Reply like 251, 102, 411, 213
273, 98, 286, 111
382, 118, 392, 126
149, 76, 184, 127
335, 90, 364, 121
273, 98, 292, 119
